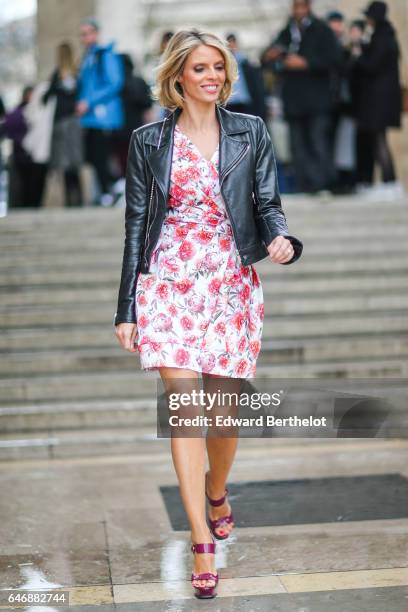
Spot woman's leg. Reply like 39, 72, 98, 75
203, 373, 243, 538
375, 129, 397, 183
64, 168, 83, 207
158, 366, 216, 589
356, 129, 375, 185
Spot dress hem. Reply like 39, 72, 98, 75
137, 341, 258, 379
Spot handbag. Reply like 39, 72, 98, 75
22, 81, 57, 163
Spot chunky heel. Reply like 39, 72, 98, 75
205, 470, 234, 540
190, 539, 218, 599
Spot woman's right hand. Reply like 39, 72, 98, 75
115, 323, 138, 352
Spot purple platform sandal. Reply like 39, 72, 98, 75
190, 539, 218, 599
205, 470, 234, 540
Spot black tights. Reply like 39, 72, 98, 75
84, 128, 113, 195
63, 168, 83, 207
356, 128, 396, 185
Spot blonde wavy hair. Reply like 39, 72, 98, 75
151, 28, 238, 110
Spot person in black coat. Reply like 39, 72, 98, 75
261, 0, 341, 194
42, 42, 84, 207
111, 54, 153, 177
352, 1, 402, 187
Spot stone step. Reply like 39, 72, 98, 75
2, 195, 405, 222
3, 427, 332, 461
1, 292, 407, 328
1, 256, 407, 287
2, 207, 406, 225
0, 399, 157, 432
3, 239, 408, 267
3, 207, 406, 226
1, 312, 407, 352
2, 202, 407, 230
1, 380, 406, 435
0, 426, 163, 461
2, 274, 408, 307
2, 220, 407, 247
1, 334, 407, 377
0, 358, 407, 405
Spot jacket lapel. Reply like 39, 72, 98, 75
145, 104, 250, 200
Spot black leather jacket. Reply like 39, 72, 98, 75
114, 104, 303, 326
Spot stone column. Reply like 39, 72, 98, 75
96, 0, 146, 68
37, 0, 96, 80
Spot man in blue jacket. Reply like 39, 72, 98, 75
77, 18, 124, 206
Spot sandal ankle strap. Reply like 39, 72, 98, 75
191, 542, 216, 554
205, 472, 228, 506
206, 486, 228, 507
191, 572, 218, 581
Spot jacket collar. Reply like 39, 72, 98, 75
145, 104, 250, 198
145, 104, 250, 147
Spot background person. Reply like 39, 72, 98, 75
262, 0, 341, 194
327, 11, 358, 193
0, 86, 38, 208
154, 31, 175, 120
19, 81, 55, 207
111, 54, 153, 179
225, 32, 267, 120
77, 17, 124, 206
42, 42, 84, 207
352, 1, 403, 199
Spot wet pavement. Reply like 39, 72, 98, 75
1, 437, 408, 609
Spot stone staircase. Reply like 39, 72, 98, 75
1, 194, 407, 459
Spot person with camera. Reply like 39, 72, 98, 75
261, 0, 341, 194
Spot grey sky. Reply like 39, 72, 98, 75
0, 0, 36, 23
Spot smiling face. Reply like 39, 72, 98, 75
177, 44, 226, 106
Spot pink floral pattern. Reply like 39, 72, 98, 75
135, 124, 264, 378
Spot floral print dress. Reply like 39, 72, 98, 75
135, 124, 264, 378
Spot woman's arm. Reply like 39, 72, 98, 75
253, 116, 303, 265
114, 129, 149, 326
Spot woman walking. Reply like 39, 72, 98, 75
114, 29, 303, 599
42, 42, 84, 207
353, 1, 403, 196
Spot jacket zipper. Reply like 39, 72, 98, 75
143, 185, 158, 266
219, 143, 250, 257
220, 143, 250, 187
143, 116, 168, 265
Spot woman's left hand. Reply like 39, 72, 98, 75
267, 235, 294, 264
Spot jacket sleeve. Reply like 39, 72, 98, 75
87, 52, 124, 109
114, 130, 148, 325
253, 116, 303, 265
